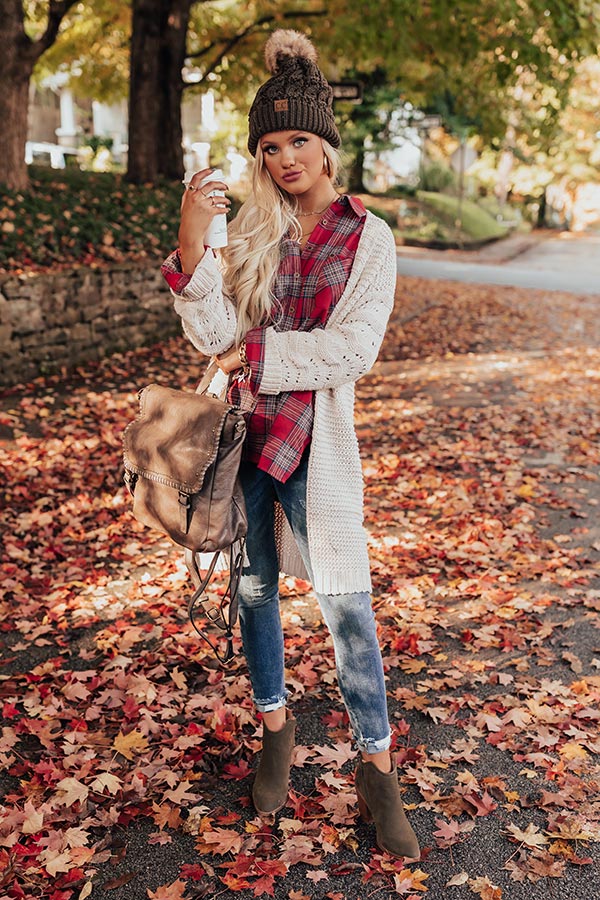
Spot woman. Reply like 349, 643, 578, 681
161, 29, 419, 860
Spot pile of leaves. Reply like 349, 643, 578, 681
0, 167, 183, 274
0, 276, 599, 900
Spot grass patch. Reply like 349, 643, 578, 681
359, 190, 512, 247
417, 191, 509, 241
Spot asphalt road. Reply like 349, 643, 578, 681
397, 231, 600, 295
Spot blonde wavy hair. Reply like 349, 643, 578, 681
221, 140, 341, 343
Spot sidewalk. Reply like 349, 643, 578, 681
397, 228, 552, 265
396, 228, 600, 295
0, 274, 599, 900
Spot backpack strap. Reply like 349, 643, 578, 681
184, 540, 246, 664
195, 357, 221, 396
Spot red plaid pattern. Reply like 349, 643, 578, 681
161, 250, 194, 293
234, 195, 366, 481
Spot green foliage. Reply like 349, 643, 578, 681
478, 196, 523, 229
385, 183, 418, 198
420, 162, 457, 193
36, 1, 598, 137
404, 219, 455, 242
469, 55, 600, 202
418, 191, 509, 240
0, 167, 183, 271
334, 1, 599, 142
334, 67, 404, 190
34, 0, 131, 102
22, 0, 600, 195
84, 136, 114, 155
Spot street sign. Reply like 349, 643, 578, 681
450, 144, 478, 173
419, 114, 442, 129
411, 112, 442, 129
330, 82, 363, 102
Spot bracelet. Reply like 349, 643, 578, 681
238, 339, 251, 377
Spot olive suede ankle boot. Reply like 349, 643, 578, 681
252, 713, 296, 816
355, 756, 420, 859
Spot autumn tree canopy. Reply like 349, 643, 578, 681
1, 0, 599, 188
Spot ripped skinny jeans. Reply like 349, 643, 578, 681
237, 451, 392, 754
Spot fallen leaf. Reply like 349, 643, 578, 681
505, 822, 548, 848
21, 802, 44, 834
90, 772, 123, 794
469, 875, 503, 899
147, 878, 188, 899
200, 828, 244, 855
113, 730, 150, 760
54, 778, 89, 808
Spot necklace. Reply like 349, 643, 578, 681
296, 194, 338, 217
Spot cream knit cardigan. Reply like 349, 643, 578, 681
172, 211, 396, 595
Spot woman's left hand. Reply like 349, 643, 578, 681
215, 346, 242, 374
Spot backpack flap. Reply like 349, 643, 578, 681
123, 384, 229, 492
123, 383, 246, 550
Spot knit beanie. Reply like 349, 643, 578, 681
247, 30, 341, 157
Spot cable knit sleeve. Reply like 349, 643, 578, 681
171, 251, 238, 355
257, 220, 396, 394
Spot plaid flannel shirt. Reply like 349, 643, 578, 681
162, 194, 366, 482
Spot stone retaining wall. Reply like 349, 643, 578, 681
0, 264, 178, 387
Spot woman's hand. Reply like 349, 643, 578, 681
178, 168, 231, 274
215, 345, 243, 374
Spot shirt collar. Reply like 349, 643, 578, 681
330, 194, 367, 219
344, 195, 367, 218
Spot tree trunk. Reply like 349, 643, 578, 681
127, 0, 164, 183
0, 12, 35, 191
0, 1, 78, 191
347, 146, 366, 193
157, 0, 191, 181
536, 188, 547, 229
0, 52, 33, 191
127, 0, 191, 184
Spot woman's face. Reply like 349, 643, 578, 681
259, 130, 329, 196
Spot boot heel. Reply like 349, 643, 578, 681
357, 789, 373, 823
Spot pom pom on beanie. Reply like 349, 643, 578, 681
264, 30, 318, 74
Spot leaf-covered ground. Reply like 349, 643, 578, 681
1, 276, 599, 900
0, 168, 183, 274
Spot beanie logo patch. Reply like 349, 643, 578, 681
274, 99, 289, 112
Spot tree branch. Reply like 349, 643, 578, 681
185, 7, 327, 86
33, 0, 80, 60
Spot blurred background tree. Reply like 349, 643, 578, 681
2, 0, 599, 200
0, 0, 78, 191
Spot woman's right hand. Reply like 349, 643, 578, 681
178, 168, 231, 273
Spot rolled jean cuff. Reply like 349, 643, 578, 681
254, 690, 290, 713
355, 730, 392, 755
